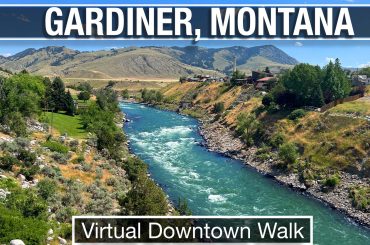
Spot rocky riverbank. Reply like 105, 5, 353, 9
198, 120, 370, 228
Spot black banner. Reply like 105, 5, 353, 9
73, 216, 312, 244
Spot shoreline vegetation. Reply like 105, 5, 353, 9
0, 73, 174, 244
130, 61, 370, 229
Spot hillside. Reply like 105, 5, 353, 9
0, 45, 298, 79
156, 80, 370, 226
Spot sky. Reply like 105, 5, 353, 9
0, 0, 370, 68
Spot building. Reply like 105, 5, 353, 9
255, 77, 277, 90
352, 74, 370, 86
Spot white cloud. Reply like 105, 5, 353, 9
0, 53, 12, 57
294, 41, 303, 47
359, 62, 370, 68
326, 57, 335, 63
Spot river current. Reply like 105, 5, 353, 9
121, 102, 370, 245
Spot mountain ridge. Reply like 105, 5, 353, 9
0, 45, 298, 79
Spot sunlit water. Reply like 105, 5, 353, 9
120, 102, 370, 245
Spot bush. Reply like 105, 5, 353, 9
78, 90, 91, 101
262, 93, 274, 107
37, 178, 58, 200
0, 154, 20, 170
120, 177, 168, 215
212, 102, 224, 114
278, 143, 299, 166
51, 152, 68, 164
0, 205, 48, 244
42, 140, 69, 154
269, 132, 286, 149
324, 174, 341, 187
288, 109, 307, 121
6, 189, 48, 218
18, 166, 40, 180
17, 149, 37, 166
349, 187, 369, 211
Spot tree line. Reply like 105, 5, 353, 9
263, 59, 351, 108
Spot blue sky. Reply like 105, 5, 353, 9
0, 0, 370, 67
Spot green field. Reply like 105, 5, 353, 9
44, 112, 87, 138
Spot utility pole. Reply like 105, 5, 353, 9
233, 56, 237, 73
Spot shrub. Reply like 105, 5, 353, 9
6, 189, 48, 218
77, 90, 91, 101
15, 137, 30, 148
18, 166, 40, 180
55, 207, 78, 223
120, 177, 168, 215
203, 98, 211, 103
212, 102, 224, 114
349, 187, 369, 211
42, 140, 69, 154
278, 143, 299, 166
0, 205, 48, 244
288, 109, 307, 121
0, 154, 20, 170
17, 149, 37, 166
51, 152, 68, 164
324, 174, 341, 187
262, 93, 274, 107
37, 178, 58, 200
269, 132, 286, 149
82, 163, 92, 172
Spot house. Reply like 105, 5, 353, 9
255, 77, 277, 90
252, 70, 273, 82
352, 75, 370, 86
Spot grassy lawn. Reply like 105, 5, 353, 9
44, 112, 87, 138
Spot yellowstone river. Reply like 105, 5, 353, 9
121, 102, 370, 245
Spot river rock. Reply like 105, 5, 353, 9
17, 174, 26, 181
9, 240, 25, 245
58, 237, 67, 244
0, 189, 11, 199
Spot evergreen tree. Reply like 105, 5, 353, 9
322, 59, 351, 103
230, 69, 246, 86
64, 90, 76, 116
51, 77, 66, 112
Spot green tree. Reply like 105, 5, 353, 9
77, 90, 91, 101
51, 77, 66, 112
236, 113, 260, 146
213, 102, 224, 114
281, 64, 324, 107
64, 90, 76, 116
120, 176, 168, 215
322, 59, 351, 103
230, 69, 245, 86
121, 89, 129, 99
278, 142, 299, 166
37, 178, 58, 200
76, 82, 93, 93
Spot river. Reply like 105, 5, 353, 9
120, 102, 370, 245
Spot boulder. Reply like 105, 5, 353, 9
58, 237, 67, 244
21, 181, 30, 189
48, 228, 53, 235
17, 174, 26, 181
0, 189, 11, 199
9, 240, 25, 245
